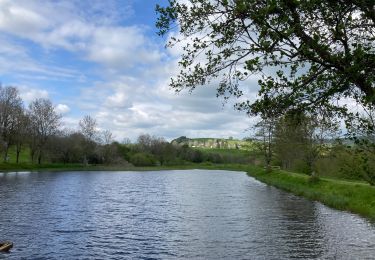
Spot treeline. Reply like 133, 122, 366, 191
118, 134, 251, 167
253, 108, 375, 185
0, 85, 124, 165
0, 85, 249, 167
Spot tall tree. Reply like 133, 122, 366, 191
274, 110, 339, 175
253, 116, 277, 172
13, 109, 29, 164
79, 115, 98, 165
273, 112, 305, 170
28, 98, 62, 164
0, 86, 24, 162
157, 0, 375, 122
348, 104, 375, 185
79, 115, 98, 142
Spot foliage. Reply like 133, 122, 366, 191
253, 116, 277, 171
0, 86, 24, 162
346, 104, 375, 185
130, 152, 158, 167
273, 110, 340, 175
157, 0, 375, 124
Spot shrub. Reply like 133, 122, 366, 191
129, 153, 157, 166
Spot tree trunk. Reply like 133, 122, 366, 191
16, 144, 21, 164
38, 152, 42, 165
30, 146, 36, 164
3, 143, 9, 163
83, 155, 88, 166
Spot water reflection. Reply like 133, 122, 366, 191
0, 170, 374, 259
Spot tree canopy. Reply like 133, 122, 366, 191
156, 0, 375, 119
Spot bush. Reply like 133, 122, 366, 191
206, 153, 224, 163
129, 153, 157, 166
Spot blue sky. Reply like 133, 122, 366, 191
0, 0, 254, 141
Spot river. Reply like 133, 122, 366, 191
0, 170, 374, 259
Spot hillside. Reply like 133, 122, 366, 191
171, 136, 256, 151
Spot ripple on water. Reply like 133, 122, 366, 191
0, 170, 374, 259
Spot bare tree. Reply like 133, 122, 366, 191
79, 115, 98, 165
28, 98, 62, 164
101, 130, 114, 145
137, 134, 153, 152
79, 115, 98, 142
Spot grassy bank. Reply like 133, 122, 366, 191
246, 167, 375, 222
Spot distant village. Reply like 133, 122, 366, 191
171, 136, 243, 149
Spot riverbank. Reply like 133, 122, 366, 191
0, 162, 374, 221
246, 166, 375, 222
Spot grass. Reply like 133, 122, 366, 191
4, 146, 31, 163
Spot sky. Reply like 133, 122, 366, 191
0, 0, 256, 141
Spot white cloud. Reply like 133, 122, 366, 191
87, 26, 162, 69
0, 1, 49, 37
55, 104, 70, 114
0, 0, 161, 71
18, 86, 49, 102
75, 73, 255, 141
0, 0, 259, 142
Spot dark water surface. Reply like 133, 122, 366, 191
0, 170, 374, 259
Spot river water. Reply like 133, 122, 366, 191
0, 170, 374, 259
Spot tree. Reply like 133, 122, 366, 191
253, 116, 277, 172
28, 98, 62, 164
347, 104, 375, 185
79, 115, 98, 142
99, 130, 118, 164
137, 134, 153, 152
273, 112, 305, 170
79, 115, 98, 165
0, 86, 24, 162
47, 129, 85, 164
274, 110, 339, 175
13, 109, 29, 164
157, 0, 375, 122
300, 109, 340, 176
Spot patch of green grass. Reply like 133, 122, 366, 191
3, 146, 31, 163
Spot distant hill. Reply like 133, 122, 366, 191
171, 136, 256, 151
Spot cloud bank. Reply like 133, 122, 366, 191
0, 0, 256, 141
